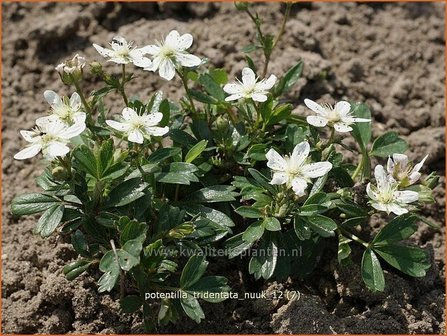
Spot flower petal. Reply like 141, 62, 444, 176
366, 183, 378, 201
266, 148, 287, 171
333, 122, 353, 133
159, 59, 176, 81
251, 93, 267, 102
225, 94, 243, 102
175, 52, 201, 67
70, 92, 81, 110
165, 30, 181, 47
14, 144, 42, 160
93, 44, 114, 58
46, 141, 70, 158
394, 190, 419, 204
241, 67, 256, 86
128, 129, 144, 144
412, 154, 428, 174
177, 33, 193, 50
20, 130, 37, 143
302, 161, 332, 178
370, 202, 390, 213
304, 98, 328, 116
132, 55, 152, 68
111, 36, 128, 51
145, 126, 169, 137
122, 107, 138, 121
106, 120, 129, 132
256, 74, 277, 91
291, 178, 308, 197
44, 90, 62, 108
59, 122, 86, 139
143, 112, 163, 126
392, 153, 409, 169
290, 141, 310, 167
388, 203, 408, 216
223, 83, 242, 95
270, 172, 287, 185
73, 112, 87, 124
350, 117, 371, 123
139, 44, 160, 56
334, 101, 351, 116
374, 165, 389, 191
307, 115, 328, 128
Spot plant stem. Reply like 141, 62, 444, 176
273, 3, 292, 49
110, 239, 126, 300
121, 64, 129, 106
338, 227, 369, 248
351, 155, 364, 180
72, 78, 91, 114
178, 70, 197, 115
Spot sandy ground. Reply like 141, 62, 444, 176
1, 2, 445, 334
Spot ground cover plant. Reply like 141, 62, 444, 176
9, 2, 441, 332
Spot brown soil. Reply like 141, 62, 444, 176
1, 2, 445, 334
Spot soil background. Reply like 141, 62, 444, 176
1, 2, 445, 334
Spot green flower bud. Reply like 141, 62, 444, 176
52, 166, 69, 181
234, 2, 249, 11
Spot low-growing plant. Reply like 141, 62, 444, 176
11, 2, 439, 330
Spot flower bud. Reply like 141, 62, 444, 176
90, 61, 103, 75
52, 166, 70, 181
216, 116, 229, 132
56, 54, 86, 84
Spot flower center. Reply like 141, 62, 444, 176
160, 44, 175, 58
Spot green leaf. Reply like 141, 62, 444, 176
185, 140, 208, 163
186, 185, 237, 203
263, 217, 281, 231
155, 162, 199, 185
306, 215, 337, 237
209, 68, 228, 85
147, 147, 182, 164
63, 259, 91, 281
235, 206, 263, 219
180, 293, 205, 323
187, 276, 230, 303
71, 230, 89, 257
374, 244, 430, 277
372, 213, 419, 245
248, 168, 276, 194
350, 103, 372, 150
273, 61, 303, 96
98, 251, 120, 292
73, 145, 98, 178
338, 234, 352, 263
242, 221, 265, 243
11, 193, 59, 216
336, 201, 368, 218
120, 295, 143, 313
294, 215, 312, 240
107, 178, 148, 207
370, 132, 408, 157
35, 204, 64, 237
361, 249, 385, 292
248, 234, 278, 280
184, 204, 235, 228
180, 255, 208, 288
225, 233, 253, 258
198, 73, 225, 101
116, 249, 140, 271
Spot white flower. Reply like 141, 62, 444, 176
139, 30, 201, 81
223, 67, 277, 102
37, 90, 86, 126
55, 54, 86, 74
106, 92, 169, 144
93, 36, 151, 67
387, 153, 428, 187
266, 141, 332, 196
367, 165, 419, 216
14, 119, 86, 161
304, 99, 370, 132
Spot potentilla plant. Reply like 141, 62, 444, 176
11, 2, 439, 329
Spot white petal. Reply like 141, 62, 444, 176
122, 107, 138, 121
334, 101, 351, 116
108, 57, 128, 65
20, 130, 37, 143
408, 172, 422, 185
270, 172, 287, 185
392, 153, 409, 169
73, 112, 86, 124
394, 190, 419, 204
266, 148, 287, 171
241, 67, 256, 86
290, 142, 310, 168
386, 156, 395, 174
251, 93, 268, 102
59, 122, 86, 139
333, 122, 353, 133
36, 115, 59, 126
46, 141, 70, 158
93, 44, 114, 58
366, 183, 378, 201
223, 83, 242, 95
128, 130, 144, 144
291, 178, 308, 197
388, 204, 408, 216
14, 144, 42, 160
44, 90, 62, 108
159, 59, 176, 81
302, 161, 333, 178
143, 112, 163, 126
145, 126, 169, 137
165, 30, 181, 47
111, 36, 128, 50
370, 202, 390, 213
175, 52, 201, 67
374, 165, 388, 191
304, 98, 328, 116
150, 91, 164, 114
412, 154, 428, 174
106, 120, 129, 132
148, 55, 162, 71
256, 74, 277, 91
177, 33, 193, 50
138, 44, 160, 56
133, 56, 152, 68
307, 115, 328, 128
350, 117, 371, 123
225, 94, 243, 102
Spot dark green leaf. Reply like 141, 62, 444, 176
350, 103, 372, 150
107, 178, 148, 207
120, 295, 143, 313
370, 132, 408, 157
185, 140, 208, 163
180, 293, 205, 323
242, 221, 265, 243
273, 61, 303, 96
263, 217, 281, 231
294, 215, 312, 240
361, 249, 385, 292
225, 233, 253, 258
186, 185, 237, 203
11, 193, 59, 216
187, 276, 230, 303
180, 255, 208, 288
372, 213, 419, 245
35, 204, 64, 237
235, 206, 263, 219
306, 215, 337, 237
